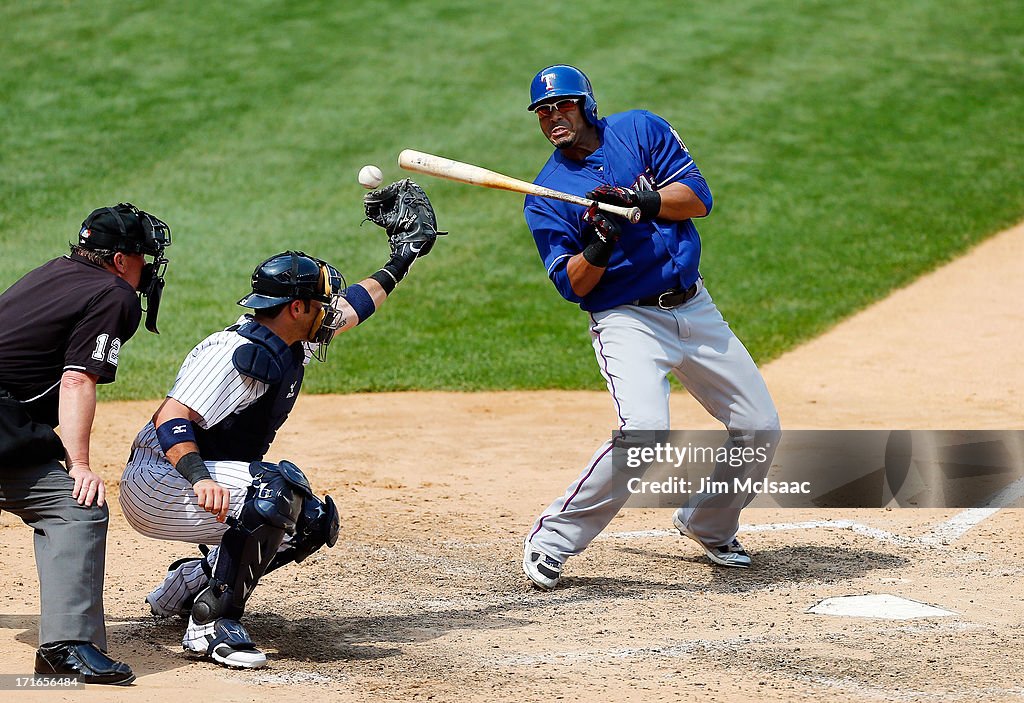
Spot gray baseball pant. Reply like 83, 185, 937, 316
0, 461, 109, 649
527, 283, 781, 562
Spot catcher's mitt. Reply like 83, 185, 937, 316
363, 179, 445, 257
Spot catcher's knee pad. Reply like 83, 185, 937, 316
191, 461, 310, 624
264, 493, 340, 575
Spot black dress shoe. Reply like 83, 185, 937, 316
35, 641, 135, 685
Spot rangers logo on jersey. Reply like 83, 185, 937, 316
633, 168, 657, 192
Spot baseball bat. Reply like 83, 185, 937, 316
398, 149, 642, 224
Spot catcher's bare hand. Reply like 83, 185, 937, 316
193, 479, 232, 523
363, 179, 446, 258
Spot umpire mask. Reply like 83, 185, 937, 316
80, 203, 172, 333
135, 209, 171, 333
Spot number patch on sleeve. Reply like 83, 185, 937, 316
91, 334, 122, 366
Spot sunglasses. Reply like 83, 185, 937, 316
533, 99, 580, 118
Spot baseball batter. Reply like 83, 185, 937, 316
119, 181, 442, 668
521, 65, 781, 590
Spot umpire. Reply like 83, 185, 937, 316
0, 203, 171, 685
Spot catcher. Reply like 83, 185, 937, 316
118, 180, 443, 669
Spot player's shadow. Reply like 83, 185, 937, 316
241, 606, 531, 664
83, 603, 530, 669
590, 544, 910, 593
244, 544, 912, 664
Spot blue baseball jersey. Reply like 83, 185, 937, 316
524, 110, 712, 312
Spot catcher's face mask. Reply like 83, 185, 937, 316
306, 260, 345, 362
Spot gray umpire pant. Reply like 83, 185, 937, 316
0, 461, 109, 650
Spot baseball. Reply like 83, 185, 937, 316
358, 164, 384, 189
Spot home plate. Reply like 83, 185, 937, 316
808, 594, 956, 620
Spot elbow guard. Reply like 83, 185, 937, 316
342, 283, 376, 324
157, 418, 197, 453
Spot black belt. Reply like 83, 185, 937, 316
635, 281, 699, 309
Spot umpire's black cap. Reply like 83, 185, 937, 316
79, 202, 170, 256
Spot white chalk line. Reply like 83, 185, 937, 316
919, 476, 1024, 545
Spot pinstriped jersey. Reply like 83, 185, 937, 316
129, 315, 313, 468
524, 110, 713, 312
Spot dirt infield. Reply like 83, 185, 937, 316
2, 222, 1022, 702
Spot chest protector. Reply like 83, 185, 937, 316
193, 320, 305, 462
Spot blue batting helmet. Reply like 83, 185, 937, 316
528, 64, 599, 125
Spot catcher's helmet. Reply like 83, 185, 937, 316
528, 64, 599, 125
79, 202, 171, 257
239, 251, 342, 309
239, 251, 345, 360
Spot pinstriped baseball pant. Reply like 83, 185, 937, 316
527, 283, 781, 562
118, 457, 255, 616
119, 458, 253, 544
119, 454, 307, 615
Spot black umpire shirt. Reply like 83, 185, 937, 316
0, 253, 142, 428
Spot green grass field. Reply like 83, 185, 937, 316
2, 0, 1022, 399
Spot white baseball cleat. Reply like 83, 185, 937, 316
522, 540, 564, 590
183, 617, 267, 669
673, 510, 751, 568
